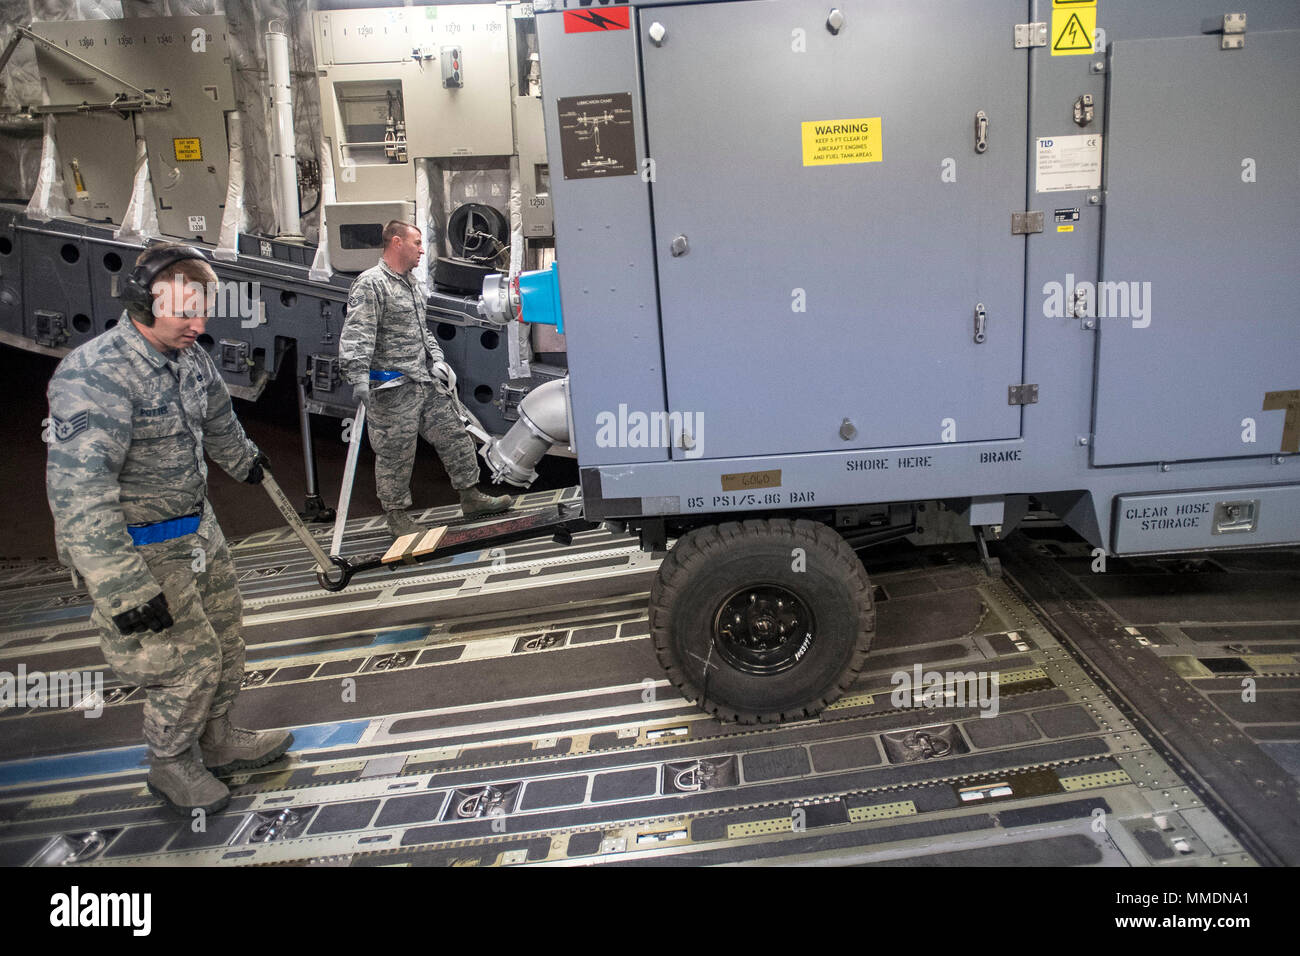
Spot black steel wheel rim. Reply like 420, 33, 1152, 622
712, 584, 815, 676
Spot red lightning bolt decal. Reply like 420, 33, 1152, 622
564, 8, 631, 32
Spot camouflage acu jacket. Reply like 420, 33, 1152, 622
338, 259, 442, 386
45, 315, 259, 613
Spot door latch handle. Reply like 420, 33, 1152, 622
974, 111, 989, 154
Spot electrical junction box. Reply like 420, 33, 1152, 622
315, 5, 514, 205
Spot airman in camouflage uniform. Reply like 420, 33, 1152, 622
339, 220, 512, 537
45, 244, 292, 816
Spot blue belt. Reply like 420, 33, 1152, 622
369, 370, 404, 383
127, 513, 201, 546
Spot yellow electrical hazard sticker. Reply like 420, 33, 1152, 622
801, 117, 882, 166
1052, 2, 1096, 56
173, 138, 203, 161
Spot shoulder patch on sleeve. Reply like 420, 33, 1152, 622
52, 411, 90, 442
348, 284, 368, 308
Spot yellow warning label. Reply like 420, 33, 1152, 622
1052, 4, 1096, 56
1057, 224, 1075, 233
801, 117, 882, 167
173, 138, 203, 161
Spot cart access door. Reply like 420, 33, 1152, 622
640, 0, 1029, 460
1091, 30, 1300, 466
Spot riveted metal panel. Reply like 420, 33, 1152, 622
31, 16, 236, 244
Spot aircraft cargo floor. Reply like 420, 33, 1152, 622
1, 489, 1298, 867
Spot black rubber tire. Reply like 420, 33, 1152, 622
649, 519, 874, 724
432, 256, 493, 295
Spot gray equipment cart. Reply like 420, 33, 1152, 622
487, 0, 1300, 722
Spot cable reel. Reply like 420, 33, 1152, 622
447, 202, 509, 264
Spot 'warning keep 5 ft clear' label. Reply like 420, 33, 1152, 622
802, 117, 882, 166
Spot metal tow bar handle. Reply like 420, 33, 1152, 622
315, 555, 355, 593
259, 470, 354, 591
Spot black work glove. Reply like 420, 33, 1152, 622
112, 593, 174, 635
244, 453, 271, 484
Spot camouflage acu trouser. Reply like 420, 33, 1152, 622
365, 380, 481, 511
91, 507, 245, 759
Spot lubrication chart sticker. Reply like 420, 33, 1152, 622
557, 93, 636, 180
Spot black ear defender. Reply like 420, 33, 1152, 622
119, 244, 209, 325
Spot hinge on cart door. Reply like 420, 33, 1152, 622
1008, 384, 1039, 405
1011, 211, 1044, 235
1222, 13, 1246, 50
1014, 22, 1048, 48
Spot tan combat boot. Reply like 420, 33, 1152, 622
147, 745, 230, 815
199, 714, 294, 775
385, 508, 421, 537
459, 487, 514, 519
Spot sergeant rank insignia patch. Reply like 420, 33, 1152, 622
52, 411, 90, 442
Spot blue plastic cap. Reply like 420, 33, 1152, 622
516, 262, 564, 336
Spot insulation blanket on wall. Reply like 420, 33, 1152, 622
2, 0, 323, 245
